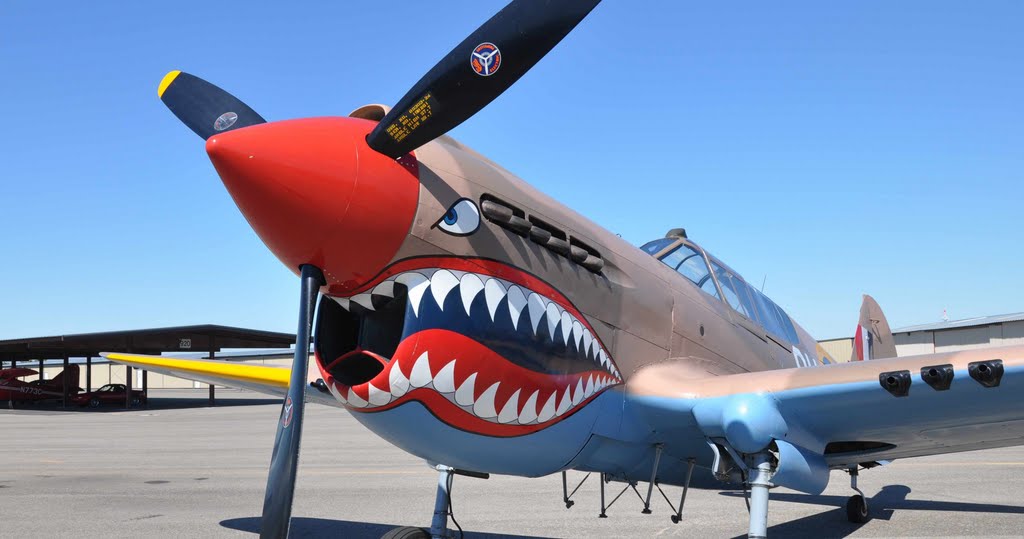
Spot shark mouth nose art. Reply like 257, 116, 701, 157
314, 258, 622, 437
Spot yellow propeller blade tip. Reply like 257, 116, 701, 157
158, 70, 182, 99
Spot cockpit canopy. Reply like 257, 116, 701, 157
640, 236, 801, 347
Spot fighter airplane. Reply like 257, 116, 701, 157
104, 1, 1024, 537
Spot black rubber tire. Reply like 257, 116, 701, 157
846, 494, 870, 523
380, 527, 429, 539
130, 397, 141, 407
88, 398, 100, 408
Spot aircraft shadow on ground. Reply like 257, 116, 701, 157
221, 516, 554, 539
5, 397, 278, 414
720, 484, 1024, 539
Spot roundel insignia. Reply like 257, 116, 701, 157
470, 42, 501, 77
281, 396, 294, 428
214, 111, 238, 131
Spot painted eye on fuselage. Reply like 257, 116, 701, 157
435, 198, 480, 236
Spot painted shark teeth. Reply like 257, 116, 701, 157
455, 373, 477, 407
560, 311, 573, 345
395, 272, 430, 317
498, 389, 521, 424
506, 285, 527, 330
433, 360, 457, 394
484, 278, 506, 321
546, 302, 561, 341
459, 274, 484, 316
537, 392, 557, 423
372, 280, 395, 298
330, 268, 616, 376
351, 293, 375, 311
572, 378, 585, 406
347, 388, 368, 408
430, 269, 460, 311
518, 390, 539, 424
409, 352, 433, 388
473, 382, 500, 419
329, 383, 348, 404
335, 349, 621, 426
527, 293, 546, 335
389, 361, 410, 398
555, 386, 572, 417
327, 266, 625, 424
368, 383, 391, 406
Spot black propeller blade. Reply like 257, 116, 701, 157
260, 264, 323, 539
158, 70, 267, 140
366, 0, 601, 158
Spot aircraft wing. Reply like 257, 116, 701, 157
628, 347, 1024, 494
101, 353, 341, 408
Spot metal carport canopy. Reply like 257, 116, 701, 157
0, 325, 296, 407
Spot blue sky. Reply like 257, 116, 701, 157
3, 1, 1022, 341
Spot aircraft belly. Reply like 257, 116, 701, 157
346, 390, 613, 477
566, 389, 728, 489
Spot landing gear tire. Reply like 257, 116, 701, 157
846, 494, 870, 523
380, 526, 429, 539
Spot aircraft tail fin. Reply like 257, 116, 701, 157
48, 364, 80, 389
852, 295, 897, 361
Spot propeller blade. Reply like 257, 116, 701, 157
366, 0, 601, 158
158, 70, 267, 140
260, 264, 323, 539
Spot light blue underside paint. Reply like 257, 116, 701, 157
347, 390, 622, 477
629, 362, 1024, 492
345, 363, 1024, 493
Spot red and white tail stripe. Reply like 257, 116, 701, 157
853, 324, 872, 361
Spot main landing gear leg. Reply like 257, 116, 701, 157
429, 465, 453, 539
846, 467, 870, 524
746, 452, 773, 539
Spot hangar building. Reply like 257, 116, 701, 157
818, 312, 1024, 361
891, 312, 1024, 355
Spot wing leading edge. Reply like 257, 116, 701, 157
101, 352, 340, 407
627, 346, 1024, 493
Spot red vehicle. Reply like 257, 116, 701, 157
71, 383, 146, 408
0, 366, 80, 404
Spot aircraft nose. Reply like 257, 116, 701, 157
205, 117, 419, 294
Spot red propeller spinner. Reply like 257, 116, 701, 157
205, 117, 420, 295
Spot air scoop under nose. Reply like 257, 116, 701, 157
205, 116, 420, 294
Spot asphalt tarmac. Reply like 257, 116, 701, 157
2, 389, 1023, 538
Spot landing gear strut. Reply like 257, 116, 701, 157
419, 464, 490, 539
845, 467, 870, 524
745, 452, 774, 539
429, 466, 454, 538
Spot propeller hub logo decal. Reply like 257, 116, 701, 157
471, 43, 501, 77
214, 111, 238, 131
281, 396, 294, 428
